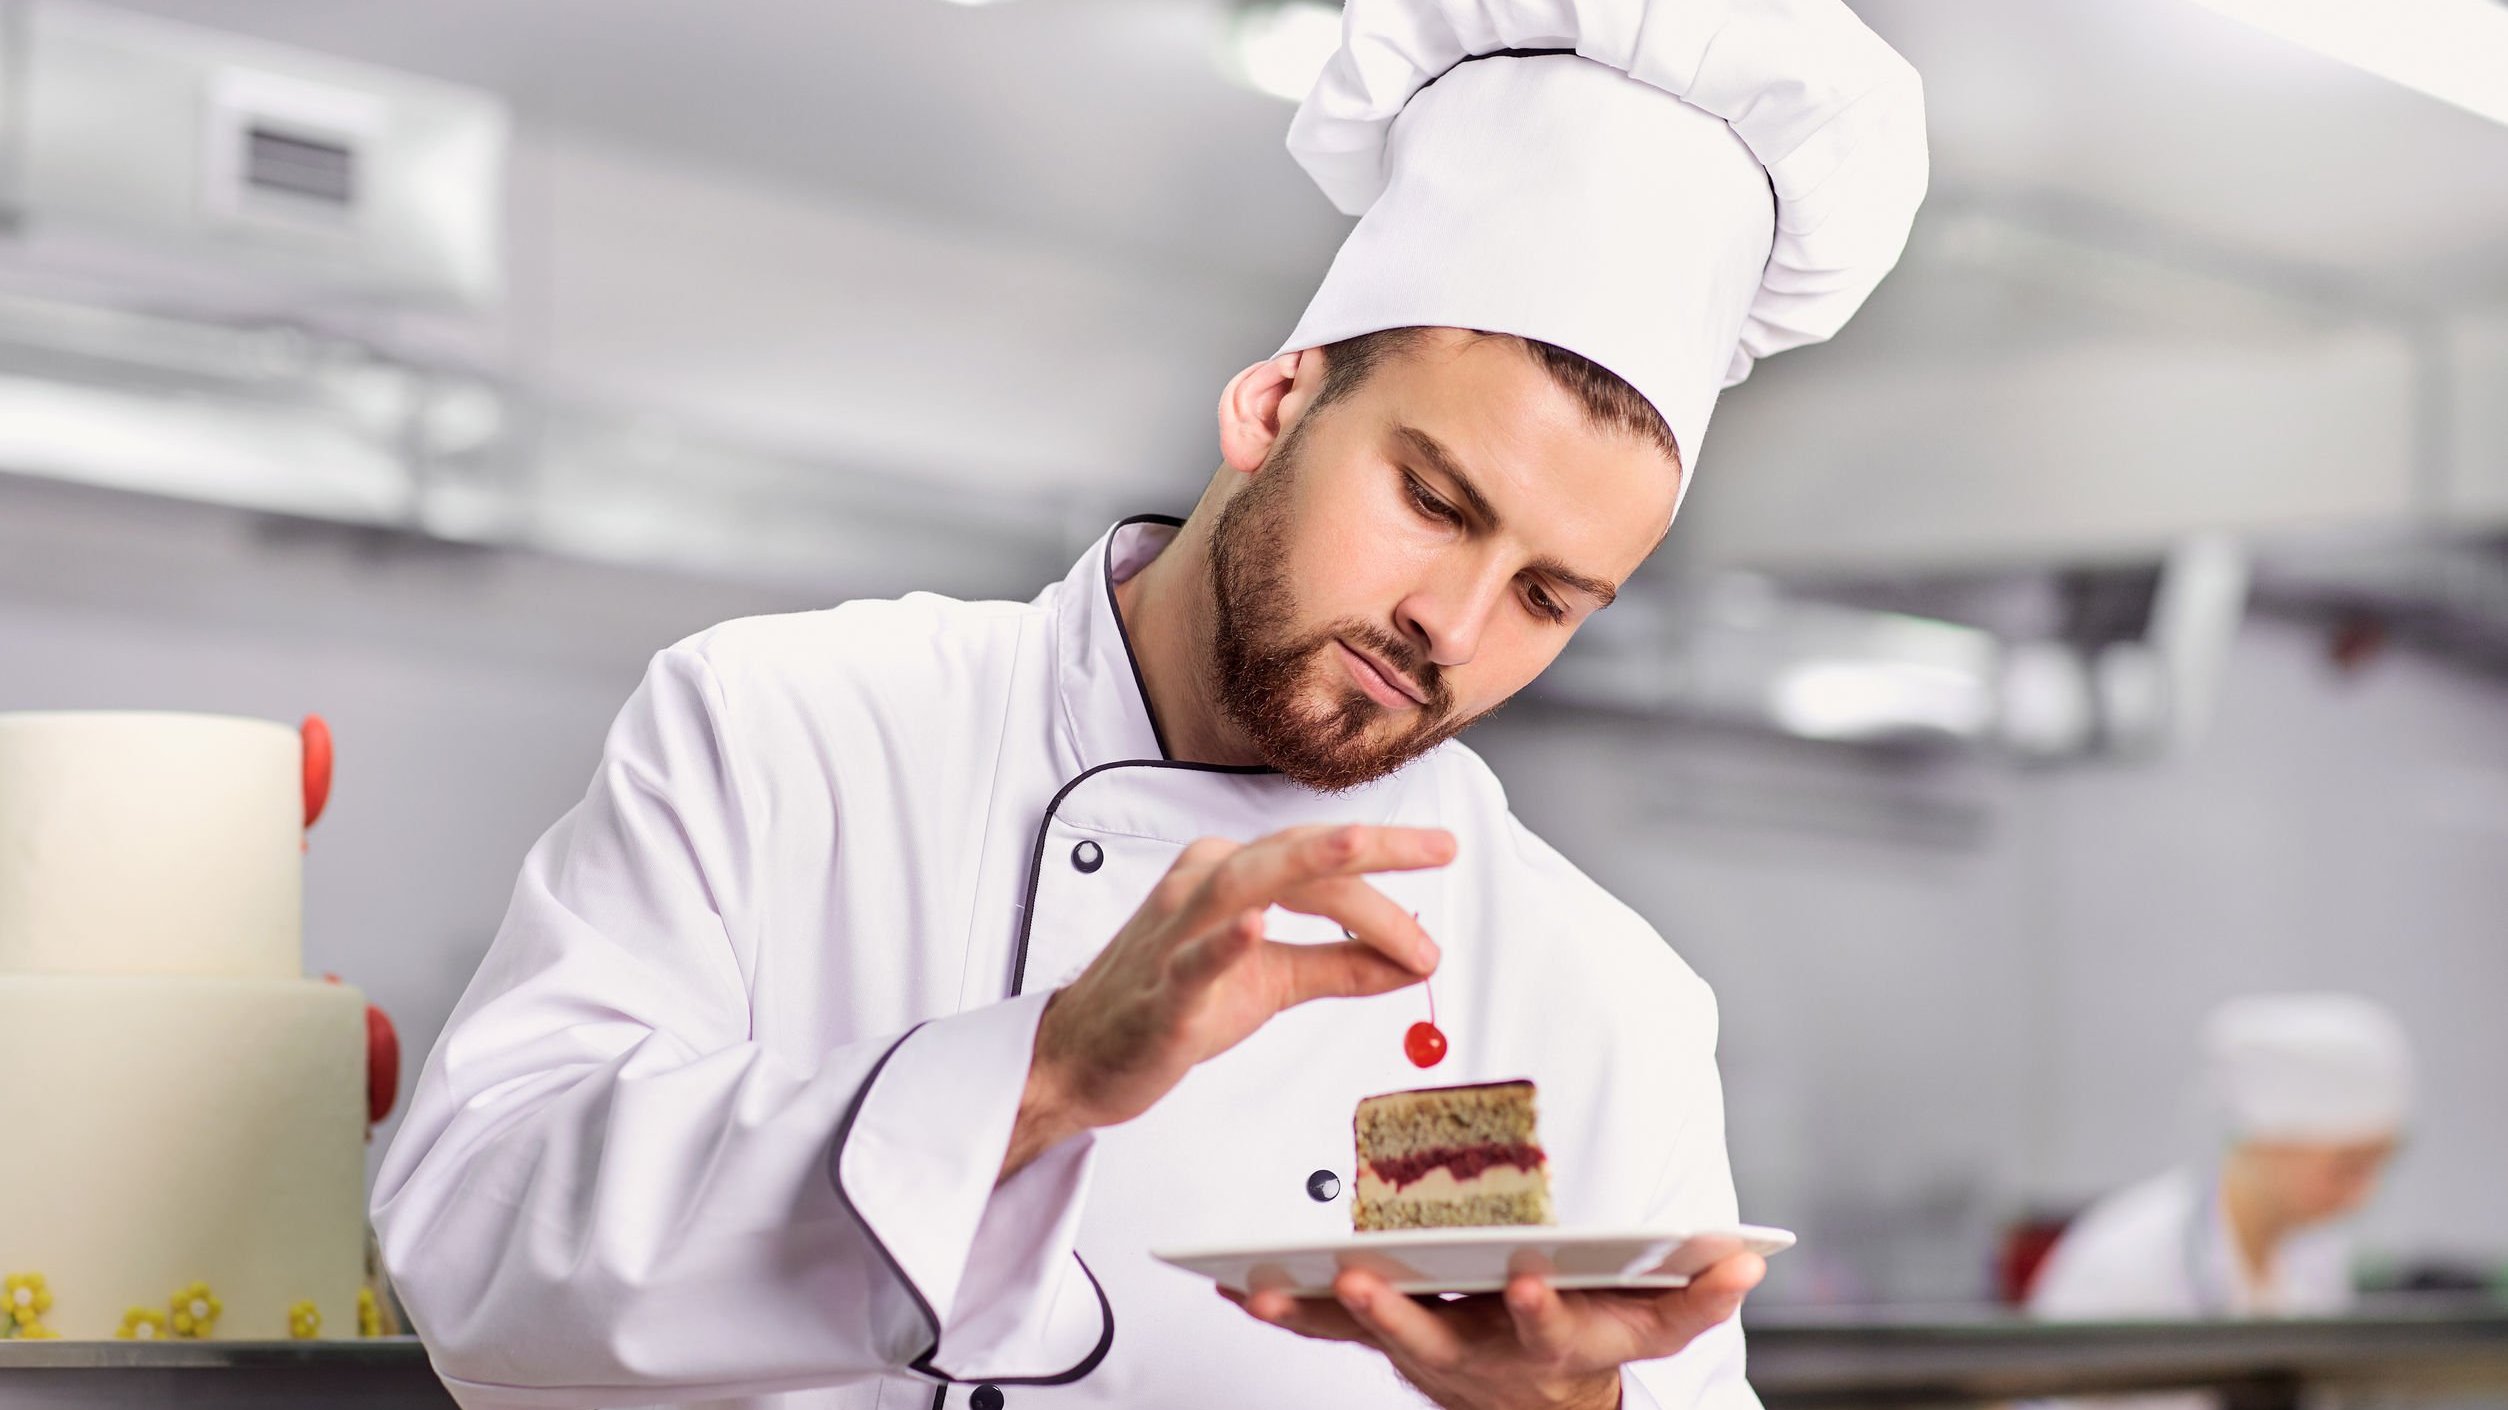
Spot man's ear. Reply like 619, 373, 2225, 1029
1217, 349, 1310, 475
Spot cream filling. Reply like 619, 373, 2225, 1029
1356, 1163, 1549, 1205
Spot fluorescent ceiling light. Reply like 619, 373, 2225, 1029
0, 375, 407, 522
2183, 0, 2508, 128
1769, 659, 1995, 742
1224, 0, 1342, 104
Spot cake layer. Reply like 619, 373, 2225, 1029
0, 712, 303, 979
1355, 1079, 1541, 1158
0, 976, 367, 1339
1354, 1190, 1553, 1230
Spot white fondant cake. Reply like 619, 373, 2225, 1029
0, 713, 302, 977
0, 712, 369, 1341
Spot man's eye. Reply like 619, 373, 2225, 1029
1403, 474, 1461, 525
1525, 582, 1567, 622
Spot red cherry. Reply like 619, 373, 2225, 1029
1404, 1021, 1448, 1069
301, 715, 334, 830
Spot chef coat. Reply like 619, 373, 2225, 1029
2026, 1167, 2354, 1410
2029, 1167, 2354, 1321
373, 517, 1755, 1410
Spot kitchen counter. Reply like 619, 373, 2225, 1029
0, 1336, 453, 1409
3, 1308, 2504, 1408
1746, 1304, 2508, 1409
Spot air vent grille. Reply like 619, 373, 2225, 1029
244, 126, 355, 207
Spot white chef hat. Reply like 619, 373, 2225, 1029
2204, 994, 2414, 1144
1277, 0, 1928, 509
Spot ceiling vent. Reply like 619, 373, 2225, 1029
0, 0, 507, 312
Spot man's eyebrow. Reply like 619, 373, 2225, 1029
1393, 423, 1621, 608
1394, 425, 1500, 526
1535, 557, 1619, 608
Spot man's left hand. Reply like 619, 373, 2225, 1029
1222, 1252, 1764, 1410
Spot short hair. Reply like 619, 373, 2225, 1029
1305, 327, 1681, 471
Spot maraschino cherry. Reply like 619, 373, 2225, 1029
1405, 956, 1447, 1068
1404, 1020, 1447, 1068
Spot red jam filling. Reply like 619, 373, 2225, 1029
1364, 1143, 1546, 1191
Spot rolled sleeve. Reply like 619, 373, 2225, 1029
833, 990, 1110, 1383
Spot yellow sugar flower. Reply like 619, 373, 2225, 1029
287, 1300, 321, 1339
3, 1272, 53, 1333
356, 1286, 382, 1338
117, 1308, 168, 1340
17, 1323, 58, 1339
167, 1282, 222, 1339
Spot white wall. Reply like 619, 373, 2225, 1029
1463, 716, 2048, 1303
2449, 307, 2508, 528
1683, 326, 2427, 573
2020, 619, 2508, 1268
1474, 619, 2508, 1302
502, 127, 1296, 507
1678, 273, 2508, 574
0, 476, 816, 1181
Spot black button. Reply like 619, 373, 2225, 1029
970, 1386, 1006, 1410
1070, 839, 1103, 874
1306, 1169, 1342, 1202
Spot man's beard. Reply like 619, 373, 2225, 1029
1205, 427, 1483, 793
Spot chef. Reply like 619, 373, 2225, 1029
371, 2, 1925, 1407
2030, 993, 2413, 1326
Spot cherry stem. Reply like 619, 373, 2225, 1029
1415, 911, 1435, 1026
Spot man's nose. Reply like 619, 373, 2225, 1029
1396, 559, 1512, 668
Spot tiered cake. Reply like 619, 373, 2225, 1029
0, 712, 370, 1341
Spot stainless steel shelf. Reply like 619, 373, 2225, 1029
4, 1311, 2504, 1408
1746, 1306, 2508, 1409
0, 1336, 453, 1409
0, 1337, 428, 1369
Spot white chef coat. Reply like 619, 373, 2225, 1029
2029, 1167, 2355, 1321
2025, 1168, 2354, 1410
373, 517, 1757, 1410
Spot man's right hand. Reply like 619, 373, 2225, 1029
1002, 824, 1456, 1181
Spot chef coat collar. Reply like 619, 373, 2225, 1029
1053, 514, 1188, 771
1049, 517, 1425, 825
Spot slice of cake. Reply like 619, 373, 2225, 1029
1353, 1079, 1553, 1231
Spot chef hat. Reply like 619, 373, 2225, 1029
1276, 0, 1928, 508
2204, 994, 2414, 1144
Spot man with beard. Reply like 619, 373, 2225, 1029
372, 2, 1927, 1408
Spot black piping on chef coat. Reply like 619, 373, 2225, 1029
831, 512, 1295, 1405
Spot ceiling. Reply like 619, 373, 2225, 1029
89, 0, 1347, 295
13, 0, 2505, 668
95, 0, 2508, 323
1866, 0, 2508, 315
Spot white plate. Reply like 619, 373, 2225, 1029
1154, 1223, 1795, 1298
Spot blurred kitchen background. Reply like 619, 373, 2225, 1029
0, 0, 2501, 1313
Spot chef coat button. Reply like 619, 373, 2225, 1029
1070, 839, 1103, 874
1307, 1168, 1342, 1202
970, 1386, 1006, 1410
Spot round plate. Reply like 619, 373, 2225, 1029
1154, 1223, 1795, 1298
